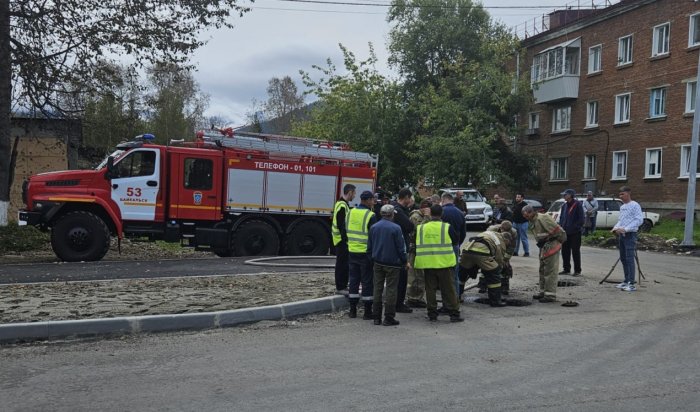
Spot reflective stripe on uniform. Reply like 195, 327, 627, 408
361, 296, 374, 301
487, 283, 502, 289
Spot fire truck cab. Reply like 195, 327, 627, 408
19, 131, 378, 262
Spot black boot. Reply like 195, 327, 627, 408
349, 302, 357, 318
502, 278, 510, 296
373, 303, 383, 325
383, 316, 400, 326
362, 301, 374, 320
488, 288, 508, 307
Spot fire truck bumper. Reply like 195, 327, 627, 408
18, 210, 41, 226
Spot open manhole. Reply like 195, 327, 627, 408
558, 279, 583, 287
473, 298, 532, 306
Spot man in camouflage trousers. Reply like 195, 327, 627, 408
406, 199, 431, 308
522, 205, 566, 303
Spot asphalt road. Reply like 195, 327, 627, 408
0, 256, 333, 284
1, 246, 700, 411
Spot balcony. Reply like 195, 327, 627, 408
532, 75, 580, 103
530, 37, 581, 104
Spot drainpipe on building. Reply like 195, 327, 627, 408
681, 51, 700, 247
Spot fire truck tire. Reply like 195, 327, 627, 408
284, 220, 330, 256
232, 219, 280, 256
51, 211, 111, 262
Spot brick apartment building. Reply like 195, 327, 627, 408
518, 0, 700, 215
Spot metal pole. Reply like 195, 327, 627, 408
681, 51, 700, 246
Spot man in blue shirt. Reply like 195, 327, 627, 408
368, 204, 408, 326
440, 192, 466, 298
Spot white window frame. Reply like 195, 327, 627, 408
550, 157, 568, 181
552, 106, 571, 133
618, 35, 633, 65
649, 87, 667, 118
586, 101, 599, 127
528, 112, 540, 129
686, 80, 697, 114
588, 44, 602, 74
680, 144, 700, 178
584, 154, 597, 179
652, 23, 670, 57
689, 13, 700, 47
615, 93, 631, 124
645, 148, 662, 178
612, 150, 628, 180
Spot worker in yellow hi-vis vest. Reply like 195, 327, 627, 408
414, 204, 464, 323
331, 184, 356, 295
346, 190, 377, 319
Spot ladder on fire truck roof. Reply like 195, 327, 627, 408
199, 130, 379, 166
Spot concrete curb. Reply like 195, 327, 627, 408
0, 295, 349, 344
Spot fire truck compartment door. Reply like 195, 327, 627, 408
227, 169, 265, 211
266, 172, 301, 213
110, 148, 159, 221
301, 174, 337, 214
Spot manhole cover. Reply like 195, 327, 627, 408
558, 279, 583, 287
473, 298, 532, 306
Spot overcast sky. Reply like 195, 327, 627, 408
190, 0, 616, 125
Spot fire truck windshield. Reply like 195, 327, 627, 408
95, 150, 125, 170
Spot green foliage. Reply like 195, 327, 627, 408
0, 224, 49, 254
647, 219, 700, 244
293, 45, 412, 189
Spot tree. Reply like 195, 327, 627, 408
264, 76, 304, 132
144, 62, 209, 143
0, 0, 250, 224
293, 44, 412, 190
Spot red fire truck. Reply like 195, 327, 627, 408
18, 130, 378, 262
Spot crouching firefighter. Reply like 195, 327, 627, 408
459, 230, 513, 307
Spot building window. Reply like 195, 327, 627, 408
680, 145, 700, 177
649, 87, 667, 118
690, 13, 700, 47
588, 44, 602, 74
530, 40, 580, 84
550, 157, 568, 181
652, 23, 670, 56
529, 112, 540, 129
645, 148, 662, 178
584, 154, 597, 179
184, 158, 213, 190
612, 151, 628, 179
686, 81, 697, 113
615, 93, 631, 124
618, 35, 633, 65
586, 101, 599, 127
552, 106, 571, 132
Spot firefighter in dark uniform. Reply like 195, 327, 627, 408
331, 184, 356, 295
459, 230, 513, 307
346, 190, 377, 319
475, 220, 518, 296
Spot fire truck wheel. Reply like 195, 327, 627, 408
51, 211, 111, 262
232, 219, 280, 256
284, 220, 330, 256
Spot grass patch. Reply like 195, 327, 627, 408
0, 222, 50, 254
648, 219, 700, 244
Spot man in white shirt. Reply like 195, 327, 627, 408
611, 186, 644, 292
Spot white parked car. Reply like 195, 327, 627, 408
547, 197, 660, 232
438, 188, 493, 228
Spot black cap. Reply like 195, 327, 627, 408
360, 190, 374, 200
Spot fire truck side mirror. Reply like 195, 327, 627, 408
105, 156, 116, 180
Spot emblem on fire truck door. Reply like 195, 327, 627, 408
193, 191, 203, 205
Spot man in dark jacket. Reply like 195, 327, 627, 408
558, 189, 585, 276
390, 188, 416, 313
368, 204, 407, 326
441, 192, 466, 298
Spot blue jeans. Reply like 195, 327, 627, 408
618, 232, 637, 284
514, 222, 530, 255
